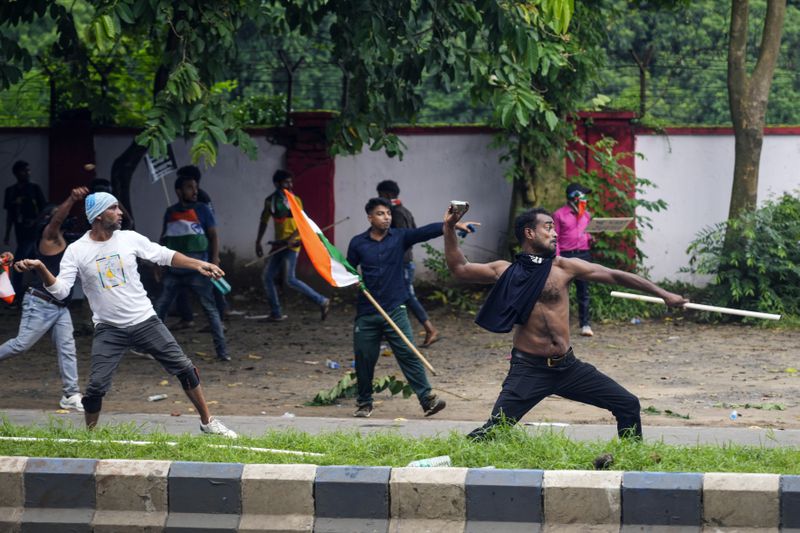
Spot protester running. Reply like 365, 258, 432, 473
255, 170, 331, 321
443, 202, 686, 440
14, 192, 236, 437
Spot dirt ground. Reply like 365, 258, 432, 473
1, 287, 799, 431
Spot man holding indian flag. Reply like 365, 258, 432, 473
281, 191, 476, 418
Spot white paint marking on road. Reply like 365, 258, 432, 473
0, 436, 323, 457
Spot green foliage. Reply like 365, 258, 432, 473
308, 372, 414, 406
420, 243, 487, 314
566, 135, 667, 270
2, 419, 800, 473
232, 94, 285, 127
685, 193, 800, 319
598, 0, 800, 125
282, 0, 578, 158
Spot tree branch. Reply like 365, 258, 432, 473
751, 0, 787, 95
727, 0, 750, 125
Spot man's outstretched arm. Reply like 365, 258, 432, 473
563, 257, 687, 306
15, 257, 74, 300
171, 252, 225, 279
443, 204, 508, 284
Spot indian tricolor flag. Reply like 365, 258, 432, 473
163, 208, 209, 253
0, 263, 14, 304
283, 190, 360, 287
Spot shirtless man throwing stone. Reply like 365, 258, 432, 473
443, 203, 687, 440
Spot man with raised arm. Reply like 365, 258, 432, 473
443, 203, 687, 440
1, 187, 88, 411
347, 197, 477, 418
14, 192, 236, 437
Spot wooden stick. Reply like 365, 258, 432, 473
246, 216, 350, 267
361, 288, 438, 375
609, 291, 781, 320
434, 387, 470, 400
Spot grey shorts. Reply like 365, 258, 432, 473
86, 315, 194, 398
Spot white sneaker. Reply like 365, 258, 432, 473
580, 325, 594, 337
59, 393, 84, 412
200, 417, 238, 438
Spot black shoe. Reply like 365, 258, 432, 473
467, 426, 490, 441
422, 394, 446, 417
320, 299, 331, 321
217, 354, 231, 362
353, 404, 373, 418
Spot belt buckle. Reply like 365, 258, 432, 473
547, 354, 565, 367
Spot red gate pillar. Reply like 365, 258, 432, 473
283, 112, 336, 278
48, 110, 96, 206
566, 111, 638, 267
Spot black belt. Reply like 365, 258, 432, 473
27, 288, 68, 307
512, 347, 575, 368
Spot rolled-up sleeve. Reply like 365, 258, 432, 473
131, 231, 175, 266
45, 247, 77, 300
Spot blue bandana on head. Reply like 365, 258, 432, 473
85, 192, 118, 223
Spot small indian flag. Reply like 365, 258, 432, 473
283, 190, 360, 288
0, 264, 15, 304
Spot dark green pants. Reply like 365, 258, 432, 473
353, 305, 431, 407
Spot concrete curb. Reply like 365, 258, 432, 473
1, 456, 799, 531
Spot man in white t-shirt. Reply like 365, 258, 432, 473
15, 192, 236, 437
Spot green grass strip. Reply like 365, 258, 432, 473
1, 418, 798, 473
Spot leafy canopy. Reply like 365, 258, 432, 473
2, 0, 579, 164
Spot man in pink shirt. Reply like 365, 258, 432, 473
552, 183, 594, 337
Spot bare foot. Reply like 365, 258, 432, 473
421, 329, 440, 347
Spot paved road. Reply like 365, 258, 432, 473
1, 409, 798, 447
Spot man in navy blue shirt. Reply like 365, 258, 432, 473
346, 197, 475, 418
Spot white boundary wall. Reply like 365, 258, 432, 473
636, 133, 800, 282
334, 133, 512, 267
3, 129, 799, 283
0, 131, 511, 275
93, 134, 286, 262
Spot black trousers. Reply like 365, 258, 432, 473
470, 348, 642, 439
560, 249, 591, 327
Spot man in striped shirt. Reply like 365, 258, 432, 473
255, 170, 330, 321
155, 174, 230, 361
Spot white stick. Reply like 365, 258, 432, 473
609, 291, 781, 320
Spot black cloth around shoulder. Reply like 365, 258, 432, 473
474, 253, 554, 333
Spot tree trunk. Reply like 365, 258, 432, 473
108, 23, 178, 218
726, 0, 786, 222
110, 140, 148, 216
